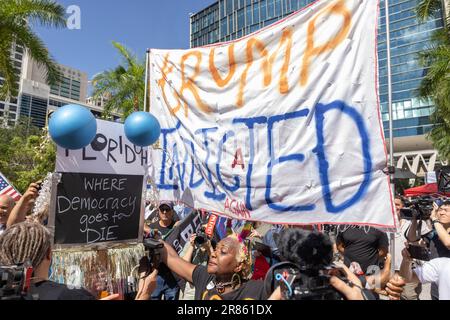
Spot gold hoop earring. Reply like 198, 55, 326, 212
231, 273, 242, 289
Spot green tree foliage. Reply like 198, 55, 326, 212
0, 0, 66, 99
0, 118, 56, 193
416, 0, 450, 161
91, 41, 145, 120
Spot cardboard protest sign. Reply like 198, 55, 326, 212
49, 120, 147, 248
149, 0, 395, 228
164, 210, 202, 255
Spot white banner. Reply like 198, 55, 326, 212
149, 0, 396, 228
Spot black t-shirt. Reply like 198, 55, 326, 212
192, 265, 268, 300
149, 220, 179, 288
30, 281, 95, 300
336, 226, 389, 274
149, 221, 175, 237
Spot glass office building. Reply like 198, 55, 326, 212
190, 0, 444, 139
0, 42, 23, 127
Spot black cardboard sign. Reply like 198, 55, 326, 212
53, 172, 144, 246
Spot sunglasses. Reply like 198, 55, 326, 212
159, 206, 172, 212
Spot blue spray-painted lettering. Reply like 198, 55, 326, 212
216, 131, 240, 192
266, 109, 316, 212
181, 137, 204, 189
232, 116, 267, 211
158, 123, 181, 190
172, 142, 186, 191
313, 101, 372, 213
195, 127, 226, 201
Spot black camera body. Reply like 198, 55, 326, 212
143, 238, 164, 271
266, 262, 345, 300
264, 228, 348, 300
0, 264, 33, 300
407, 243, 432, 261
194, 228, 208, 246
400, 197, 434, 220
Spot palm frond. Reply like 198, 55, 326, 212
416, 0, 442, 22
0, 0, 65, 25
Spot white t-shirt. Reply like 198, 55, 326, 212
414, 258, 450, 300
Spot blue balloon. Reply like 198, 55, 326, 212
49, 104, 97, 150
124, 112, 161, 147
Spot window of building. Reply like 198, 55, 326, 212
260, 0, 267, 20
253, 3, 260, 24
237, 8, 245, 30
226, 0, 233, 15
228, 14, 235, 33
220, 0, 225, 18
275, 0, 282, 16
267, 0, 275, 19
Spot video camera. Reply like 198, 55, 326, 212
142, 238, 164, 274
194, 226, 208, 247
0, 263, 33, 300
264, 228, 345, 300
400, 196, 434, 220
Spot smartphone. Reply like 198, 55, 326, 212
408, 244, 432, 261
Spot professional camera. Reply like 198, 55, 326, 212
194, 226, 208, 246
400, 196, 434, 220
143, 238, 164, 271
264, 228, 345, 300
0, 263, 33, 300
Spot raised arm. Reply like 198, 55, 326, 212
399, 247, 419, 283
161, 241, 197, 283
181, 234, 197, 263
7, 182, 40, 227
431, 206, 450, 249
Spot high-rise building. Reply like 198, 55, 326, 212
190, 0, 447, 176
0, 49, 117, 129
0, 41, 24, 127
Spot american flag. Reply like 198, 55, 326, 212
0, 174, 21, 201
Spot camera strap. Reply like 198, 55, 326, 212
404, 220, 423, 243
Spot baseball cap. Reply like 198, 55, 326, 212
159, 201, 173, 210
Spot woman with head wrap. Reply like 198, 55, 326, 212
160, 233, 272, 300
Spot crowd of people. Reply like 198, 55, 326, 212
0, 181, 449, 300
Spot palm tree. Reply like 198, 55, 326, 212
416, 0, 450, 160
91, 41, 145, 120
0, 0, 66, 99
416, 0, 444, 22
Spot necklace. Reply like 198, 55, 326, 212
215, 277, 244, 294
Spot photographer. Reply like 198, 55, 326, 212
179, 233, 211, 300
399, 247, 450, 300
393, 196, 430, 299
159, 233, 277, 300
267, 228, 405, 300
0, 222, 156, 300
148, 202, 180, 300
407, 199, 450, 300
